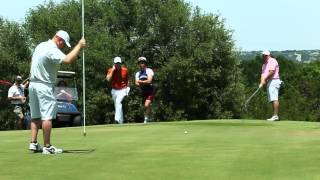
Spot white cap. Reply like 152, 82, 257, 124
137, 56, 147, 63
16, 75, 22, 80
56, 30, 71, 47
262, 50, 271, 56
113, 57, 122, 63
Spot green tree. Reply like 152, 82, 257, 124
0, 17, 30, 130
22, 0, 243, 125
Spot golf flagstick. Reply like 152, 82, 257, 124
81, 0, 86, 136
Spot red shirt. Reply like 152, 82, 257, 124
107, 67, 129, 90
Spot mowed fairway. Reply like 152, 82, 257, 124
1, 120, 320, 180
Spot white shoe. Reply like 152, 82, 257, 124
267, 115, 279, 121
42, 145, 63, 154
29, 142, 42, 152
144, 116, 148, 124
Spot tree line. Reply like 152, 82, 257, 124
0, 0, 319, 130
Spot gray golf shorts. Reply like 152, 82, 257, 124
13, 105, 24, 119
29, 81, 57, 120
267, 79, 282, 102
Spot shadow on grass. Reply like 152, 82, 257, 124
0, 149, 95, 154
63, 149, 95, 154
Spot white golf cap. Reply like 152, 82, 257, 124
137, 56, 147, 63
16, 75, 22, 80
56, 30, 71, 47
113, 57, 122, 63
262, 50, 271, 56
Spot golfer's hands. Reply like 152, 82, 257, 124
137, 80, 144, 86
135, 80, 141, 87
20, 96, 26, 103
78, 37, 86, 48
126, 87, 130, 96
259, 84, 263, 88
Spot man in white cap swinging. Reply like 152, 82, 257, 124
259, 50, 282, 121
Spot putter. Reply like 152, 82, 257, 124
243, 86, 261, 111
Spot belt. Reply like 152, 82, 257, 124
30, 79, 53, 85
112, 86, 128, 90
12, 104, 24, 107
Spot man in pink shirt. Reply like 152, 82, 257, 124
259, 50, 282, 121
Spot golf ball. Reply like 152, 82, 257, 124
184, 131, 188, 134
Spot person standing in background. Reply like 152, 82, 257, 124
106, 57, 130, 124
135, 57, 155, 123
8, 75, 28, 129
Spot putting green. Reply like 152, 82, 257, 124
1, 120, 320, 180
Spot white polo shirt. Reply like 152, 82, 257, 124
30, 39, 66, 84
135, 68, 154, 81
135, 68, 154, 93
8, 84, 25, 105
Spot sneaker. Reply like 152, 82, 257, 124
29, 142, 42, 153
267, 115, 279, 121
144, 116, 148, 124
42, 145, 63, 154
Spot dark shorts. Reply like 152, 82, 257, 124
142, 91, 155, 103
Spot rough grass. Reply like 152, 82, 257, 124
1, 120, 320, 180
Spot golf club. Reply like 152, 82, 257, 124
243, 86, 261, 111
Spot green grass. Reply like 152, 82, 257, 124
1, 120, 320, 180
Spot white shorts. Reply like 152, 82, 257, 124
267, 79, 282, 102
29, 81, 57, 120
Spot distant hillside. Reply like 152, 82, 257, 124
240, 50, 320, 63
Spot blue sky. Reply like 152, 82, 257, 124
1, 0, 319, 51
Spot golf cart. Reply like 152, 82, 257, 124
54, 71, 82, 127
0, 79, 12, 107
0, 80, 12, 92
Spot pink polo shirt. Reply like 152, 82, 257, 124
261, 57, 280, 79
